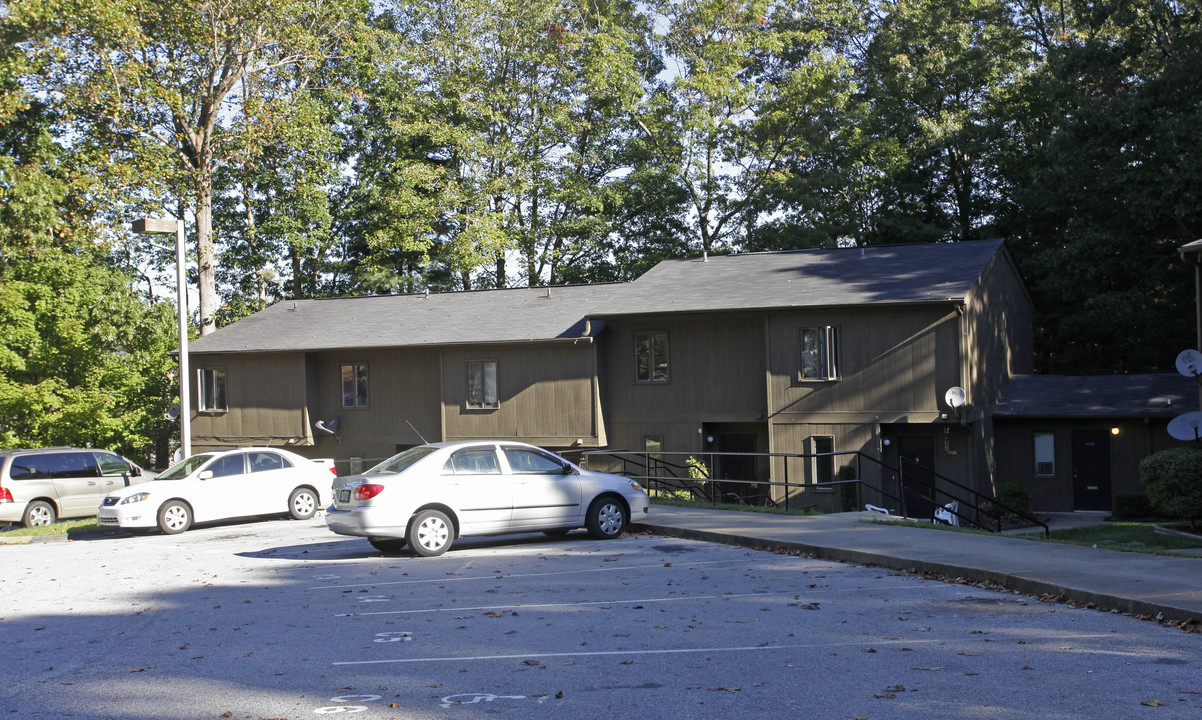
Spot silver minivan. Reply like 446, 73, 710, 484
0, 448, 150, 527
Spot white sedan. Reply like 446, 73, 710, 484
98, 447, 336, 534
325, 441, 650, 556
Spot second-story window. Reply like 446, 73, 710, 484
467, 359, 499, 409
635, 331, 669, 383
341, 363, 368, 408
198, 367, 227, 411
800, 326, 840, 381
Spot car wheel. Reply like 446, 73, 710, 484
288, 487, 318, 520
585, 496, 627, 539
22, 500, 56, 528
407, 509, 453, 557
368, 537, 407, 553
157, 501, 192, 535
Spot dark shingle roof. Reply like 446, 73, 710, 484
995, 374, 1188, 418
595, 239, 1007, 316
188, 240, 1010, 353
187, 284, 620, 354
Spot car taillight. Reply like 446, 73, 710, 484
328, 465, 338, 476
0, 487, 11, 503
354, 484, 385, 500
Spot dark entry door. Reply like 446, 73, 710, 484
896, 436, 937, 520
1071, 430, 1112, 511
715, 432, 757, 503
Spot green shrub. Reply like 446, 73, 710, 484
1139, 447, 1202, 530
994, 481, 1033, 518
1112, 492, 1153, 519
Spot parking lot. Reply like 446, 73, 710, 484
2, 516, 1200, 719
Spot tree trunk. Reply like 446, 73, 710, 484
194, 169, 218, 336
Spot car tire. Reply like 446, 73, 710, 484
22, 500, 56, 528
407, 509, 453, 557
368, 537, 407, 553
585, 496, 627, 540
157, 501, 192, 534
288, 487, 318, 520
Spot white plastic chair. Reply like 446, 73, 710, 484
934, 500, 960, 526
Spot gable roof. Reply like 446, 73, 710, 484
994, 374, 1187, 418
188, 239, 1013, 354
187, 284, 619, 354
595, 239, 1009, 316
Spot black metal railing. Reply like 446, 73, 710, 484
578, 448, 1049, 537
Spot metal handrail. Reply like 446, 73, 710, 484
580, 448, 1049, 537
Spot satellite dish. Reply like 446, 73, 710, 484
1176, 349, 1202, 378
1168, 412, 1202, 442
165, 404, 180, 421
944, 387, 966, 409
314, 417, 340, 436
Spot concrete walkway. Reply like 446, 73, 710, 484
631, 506, 1202, 626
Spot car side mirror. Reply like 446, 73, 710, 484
198, 470, 214, 480
131, 466, 142, 477
561, 464, 576, 475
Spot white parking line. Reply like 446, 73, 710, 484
331, 633, 1119, 667
333, 592, 768, 617
308, 560, 740, 591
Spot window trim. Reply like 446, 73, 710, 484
340, 362, 369, 409
807, 435, 836, 485
634, 331, 670, 384
799, 326, 840, 382
466, 359, 499, 410
197, 367, 228, 412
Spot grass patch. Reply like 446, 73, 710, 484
872, 518, 1202, 557
0, 519, 99, 538
1013, 522, 1202, 556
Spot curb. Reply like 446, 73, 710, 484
631, 521, 1202, 627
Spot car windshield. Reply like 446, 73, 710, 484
155, 453, 216, 480
365, 446, 438, 476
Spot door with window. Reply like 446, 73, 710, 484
504, 446, 582, 527
1071, 430, 1112, 511
441, 447, 512, 533
44, 451, 102, 515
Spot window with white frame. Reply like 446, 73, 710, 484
341, 363, 368, 408
197, 367, 227, 411
800, 327, 839, 380
808, 435, 835, 485
1034, 432, 1055, 476
635, 331, 669, 383
467, 359, 498, 409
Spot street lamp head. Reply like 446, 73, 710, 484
1179, 239, 1202, 264
132, 218, 179, 235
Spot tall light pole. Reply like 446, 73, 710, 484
133, 217, 192, 460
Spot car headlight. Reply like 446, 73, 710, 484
121, 492, 151, 505
629, 481, 643, 492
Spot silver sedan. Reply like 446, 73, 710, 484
325, 441, 650, 556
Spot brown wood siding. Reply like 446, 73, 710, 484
307, 348, 443, 464
190, 353, 309, 450
963, 251, 1034, 411
993, 419, 1176, 512
441, 342, 602, 447
602, 314, 767, 423
766, 305, 960, 422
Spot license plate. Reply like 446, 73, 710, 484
339, 490, 351, 502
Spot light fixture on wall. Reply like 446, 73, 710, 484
1110, 427, 1120, 436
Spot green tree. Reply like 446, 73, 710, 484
7, 0, 369, 334
0, 78, 177, 462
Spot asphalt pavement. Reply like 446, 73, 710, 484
632, 506, 1202, 626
